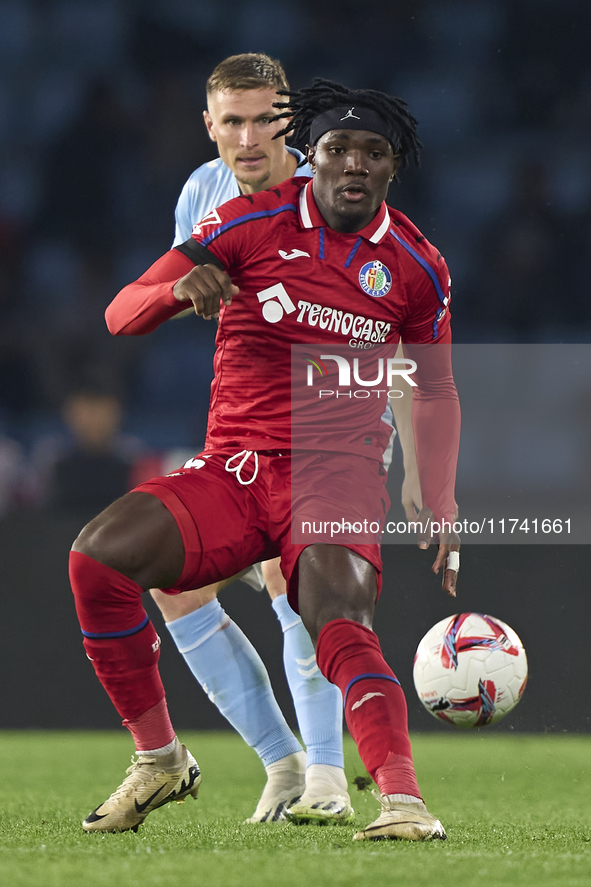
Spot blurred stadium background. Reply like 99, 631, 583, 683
0, 0, 589, 733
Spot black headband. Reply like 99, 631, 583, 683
309, 105, 400, 151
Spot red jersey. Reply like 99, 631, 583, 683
106, 177, 459, 523
199, 178, 451, 452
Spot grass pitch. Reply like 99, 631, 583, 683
1, 731, 589, 887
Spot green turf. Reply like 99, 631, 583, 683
1, 731, 589, 887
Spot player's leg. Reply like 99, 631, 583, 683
263, 558, 351, 823
296, 543, 446, 842
69, 491, 201, 832
151, 584, 306, 822
267, 558, 345, 773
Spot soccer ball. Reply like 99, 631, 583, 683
413, 613, 528, 728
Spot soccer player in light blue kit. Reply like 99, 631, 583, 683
149, 53, 352, 824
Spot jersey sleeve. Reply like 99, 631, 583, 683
105, 247, 217, 335
107, 190, 263, 336
399, 252, 459, 525
400, 253, 451, 345
189, 192, 268, 272
404, 335, 460, 525
172, 177, 195, 247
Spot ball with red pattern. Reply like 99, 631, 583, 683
413, 613, 528, 728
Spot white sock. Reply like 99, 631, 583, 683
304, 763, 349, 797
385, 793, 424, 806
265, 750, 307, 785
137, 737, 179, 757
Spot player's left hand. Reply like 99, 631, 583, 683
416, 505, 460, 598
401, 467, 422, 522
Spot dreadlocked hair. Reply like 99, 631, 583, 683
273, 78, 421, 168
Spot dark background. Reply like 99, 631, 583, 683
1, 0, 591, 448
0, 0, 590, 732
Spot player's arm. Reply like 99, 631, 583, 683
401, 257, 460, 596
390, 342, 422, 520
105, 240, 238, 336
402, 343, 460, 594
403, 330, 460, 596
167, 176, 208, 321
406, 328, 459, 526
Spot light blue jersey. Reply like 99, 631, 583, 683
172, 147, 310, 246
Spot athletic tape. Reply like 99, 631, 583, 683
446, 550, 460, 572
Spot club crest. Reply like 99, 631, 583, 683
358, 260, 392, 297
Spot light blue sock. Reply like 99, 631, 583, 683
271, 594, 344, 768
166, 599, 302, 767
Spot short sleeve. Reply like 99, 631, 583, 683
400, 255, 451, 344
172, 178, 195, 247
190, 192, 274, 272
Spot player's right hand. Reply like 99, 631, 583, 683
173, 264, 239, 320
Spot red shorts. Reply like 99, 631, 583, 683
134, 449, 385, 611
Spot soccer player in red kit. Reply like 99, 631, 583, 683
70, 79, 460, 840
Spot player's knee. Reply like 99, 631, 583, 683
261, 557, 286, 599
69, 549, 146, 636
151, 584, 219, 621
297, 544, 376, 642
72, 491, 185, 588
72, 507, 131, 573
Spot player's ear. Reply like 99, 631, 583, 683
306, 144, 316, 171
389, 154, 402, 182
203, 110, 217, 143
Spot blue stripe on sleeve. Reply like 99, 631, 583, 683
389, 229, 447, 305
201, 204, 298, 247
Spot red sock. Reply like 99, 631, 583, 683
124, 698, 175, 751
316, 618, 421, 798
69, 551, 170, 743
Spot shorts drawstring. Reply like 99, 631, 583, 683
225, 450, 259, 486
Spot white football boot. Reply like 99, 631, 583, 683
82, 738, 201, 833
245, 751, 306, 823
353, 794, 446, 841
286, 764, 354, 825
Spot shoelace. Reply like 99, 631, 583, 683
225, 450, 259, 485
106, 759, 155, 801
